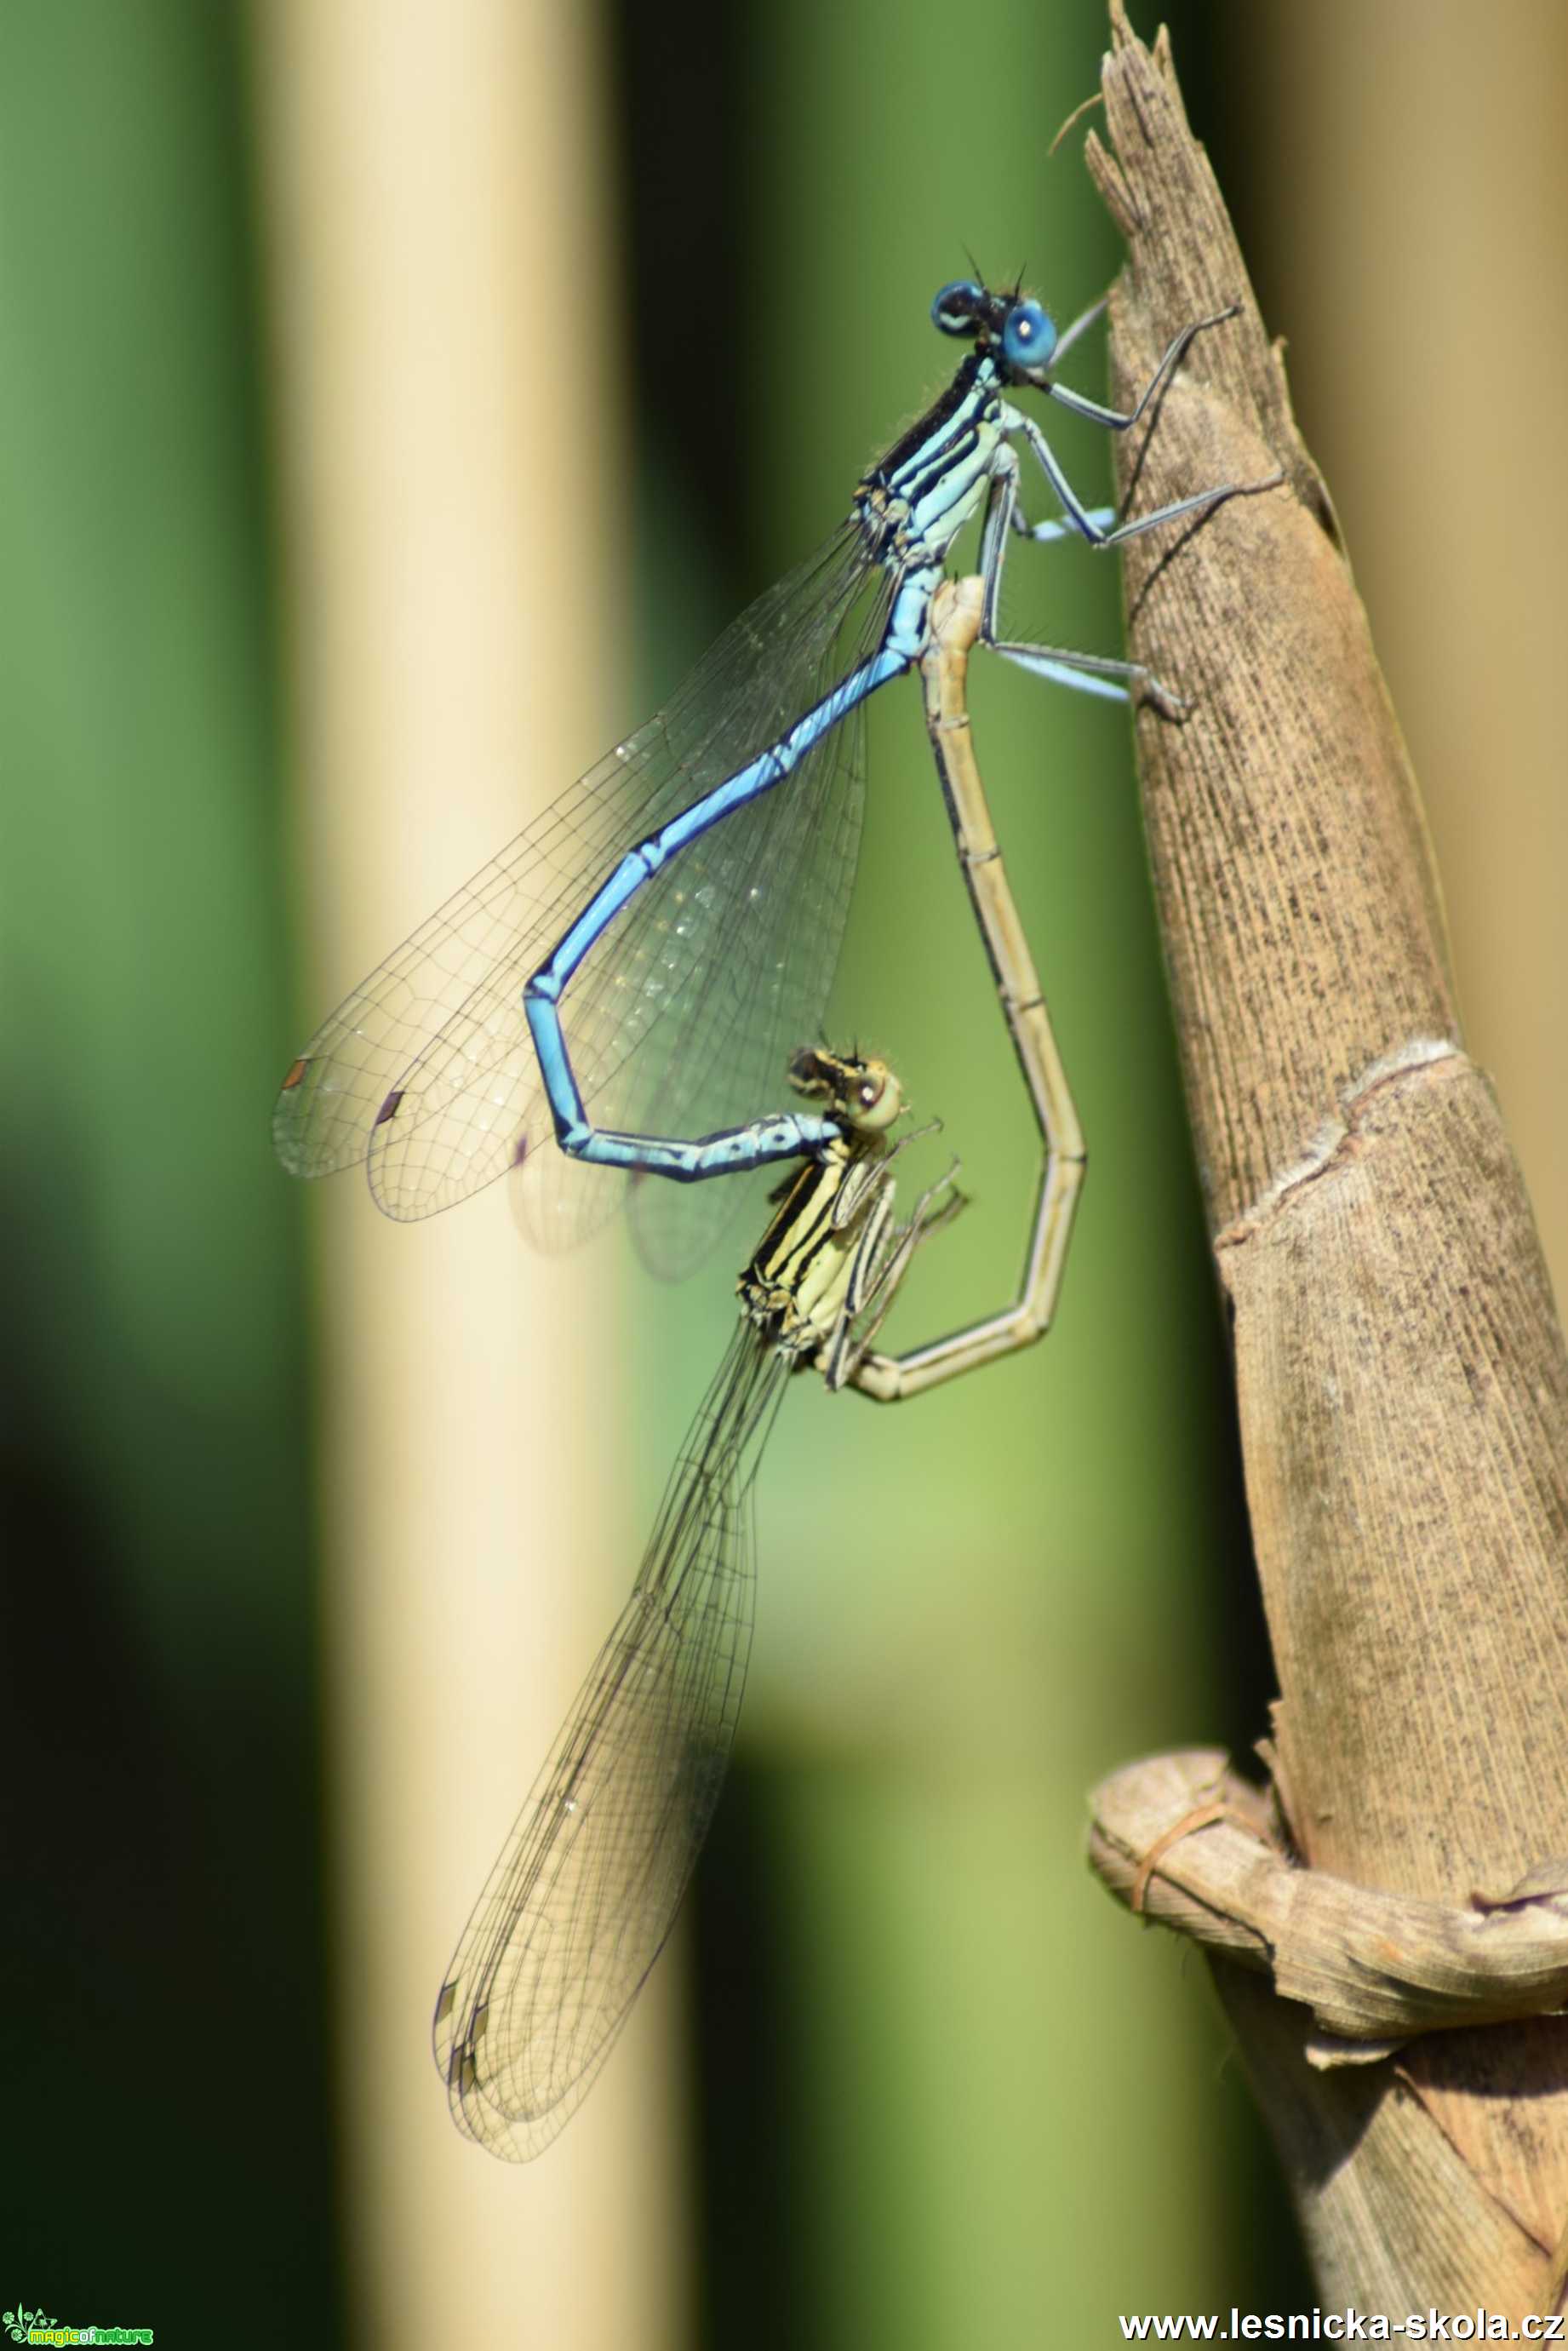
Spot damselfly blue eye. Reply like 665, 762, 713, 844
1003, 299, 1056, 370
931, 279, 986, 335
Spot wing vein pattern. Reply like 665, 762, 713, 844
432, 1320, 792, 2159
275, 526, 890, 1274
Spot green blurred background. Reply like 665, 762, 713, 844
3, 3, 1564, 2343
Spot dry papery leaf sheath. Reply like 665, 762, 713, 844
1080, 6, 1568, 2313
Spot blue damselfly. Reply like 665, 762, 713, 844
276, 278, 1272, 1277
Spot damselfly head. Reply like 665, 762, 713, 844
930, 278, 1058, 381
787, 1045, 905, 1134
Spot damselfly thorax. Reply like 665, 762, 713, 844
739, 1046, 916, 1367
852, 352, 1006, 577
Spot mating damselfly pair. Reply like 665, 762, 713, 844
277, 275, 1270, 2157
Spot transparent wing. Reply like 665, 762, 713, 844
276, 525, 890, 1254
517, 673, 873, 1276
432, 1322, 791, 2161
387, 534, 890, 1241
624, 639, 873, 1280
